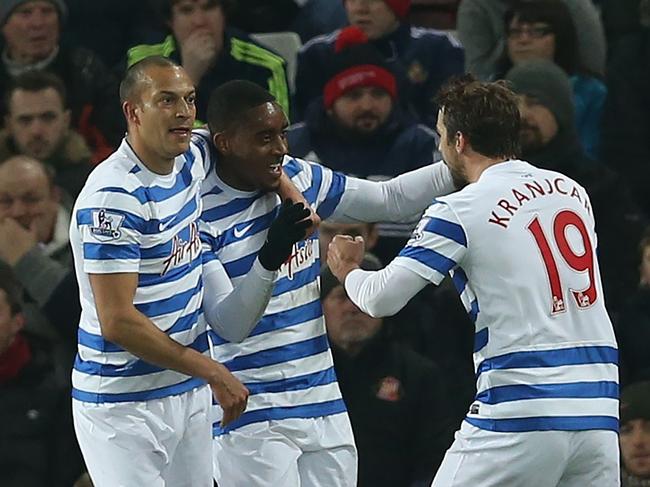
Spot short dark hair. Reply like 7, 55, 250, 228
0, 268, 23, 316
150, 0, 233, 24
5, 71, 67, 112
503, 0, 581, 76
435, 75, 521, 159
119, 55, 180, 104
207, 80, 276, 133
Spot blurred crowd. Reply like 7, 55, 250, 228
0, 0, 649, 485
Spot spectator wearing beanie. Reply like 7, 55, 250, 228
507, 60, 645, 317
0, 0, 124, 159
620, 382, 650, 486
288, 26, 437, 178
289, 27, 439, 262
321, 253, 454, 487
294, 0, 464, 128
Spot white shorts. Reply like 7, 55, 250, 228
432, 421, 620, 487
73, 385, 212, 487
213, 412, 357, 487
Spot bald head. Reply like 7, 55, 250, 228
120, 56, 183, 104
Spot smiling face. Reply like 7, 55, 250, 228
215, 101, 288, 192
124, 64, 196, 165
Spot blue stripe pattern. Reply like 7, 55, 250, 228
272, 259, 320, 297
316, 170, 346, 220
465, 415, 619, 433
201, 195, 261, 222
83, 242, 140, 261
222, 251, 257, 279
73, 377, 206, 403
474, 328, 489, 353
213, 398, 347, 435
138, 257, 201, 287
223, 334, 329, 372
244, 367, 337, 395
303, 163, 323, 205
398, 245, 457, 275
424, 217, 467, 246
476, 346, 618, 377
75, 332, 209, 377
283, 158, 304, 179
134, 278, 203, 318
78, 328, 123, 353
476, 380, 619, 405
220, 209, 276, 247
210, 299, 323, 346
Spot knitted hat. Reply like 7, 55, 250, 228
0, 0, 67, 26
505, 59, 575, 132
383, 0, 411, 19
320, 252, 383, 300
620, 381, 650, 426
323, 26, 397, 109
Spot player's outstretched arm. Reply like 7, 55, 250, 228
328, 235, 430, 318
330, 161, 456, 224
203, 200, 312, 342
89, 272, 249, 426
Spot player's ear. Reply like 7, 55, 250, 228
213, 132, 230, 155
455, 131, 465, 154
123, 101, 140, 126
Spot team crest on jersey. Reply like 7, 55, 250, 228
90, 209, 124, 241
161, 221, 201, 276
280, 239, 316, 280
376, 376, 402, 402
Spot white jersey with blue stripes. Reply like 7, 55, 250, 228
394, 160, 618, 433
70, 132, 214, 403
200, 156, 348, 435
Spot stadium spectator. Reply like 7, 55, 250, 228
619, 381, 650, 486
616, 231, 650, 385
602, 0, 650, 217
495, 0, 606, 159
0, 0, 124, 157
321, 254, 454, 487
127, 0, 290, 123
288, 26, 438, 177
1, 71, 92, 198
0, 267, 84, 487
457, 0, 606, 80
227, 0, 347, 42
506, 60, 645, 316
0, 156, 76, 345
294, 0, 464, 127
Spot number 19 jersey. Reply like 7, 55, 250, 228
394, 160, 618, 433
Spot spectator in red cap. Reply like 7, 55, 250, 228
294, 0, 464, 128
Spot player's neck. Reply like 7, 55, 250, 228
467, 154, 511, 183
126, 135, 175, 175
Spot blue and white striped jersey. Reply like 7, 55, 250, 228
70, 133, 214, 403
200, 156, 348, 435
394, 160, 618, 433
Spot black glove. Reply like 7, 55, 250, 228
258, 199, 312, 270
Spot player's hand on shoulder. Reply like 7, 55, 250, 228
258, 199, 312, 270
327, 235, 365, 282
208, 363, 249, 427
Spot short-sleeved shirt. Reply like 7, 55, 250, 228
70, 132, 213, 403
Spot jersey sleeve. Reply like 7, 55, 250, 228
75, 189, 145, 274
393, 200, 468, 285
283, 157, 347, 220
191, 128, 215, 176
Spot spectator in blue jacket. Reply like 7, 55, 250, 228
288, 26, 438, 179
294, 0, 464, 128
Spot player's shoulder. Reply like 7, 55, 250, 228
283, 154, 318, 191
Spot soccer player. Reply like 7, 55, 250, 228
69, 57, 311, 486
327, 77, 619, 486
199, 80, 457, 486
